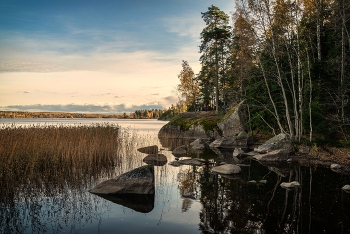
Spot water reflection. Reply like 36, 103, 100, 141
1, 130, 350, 233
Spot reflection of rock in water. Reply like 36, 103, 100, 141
143, 154, 167, 166
181, 198, 193, 212
89, 165, 155, 195
137, 145, 159, 154
95, 194, 155, 213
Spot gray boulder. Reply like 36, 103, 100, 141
217, 101, 247, 138
89, 165, 154, 195
211, 164, 241, 175
255, 133, 294, 154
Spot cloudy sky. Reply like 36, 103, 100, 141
0, 0, 234, 113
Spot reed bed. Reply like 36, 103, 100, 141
0, 123, 130, 203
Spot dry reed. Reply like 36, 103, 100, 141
0, 123, 124, 202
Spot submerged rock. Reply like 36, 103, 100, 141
280, 181, 300, 189
342, 185, 350, 192
89, 165, 155, 195
211, 164, 241, 175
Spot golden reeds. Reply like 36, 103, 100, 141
0, 124, 124, 202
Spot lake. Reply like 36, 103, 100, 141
1, 119, 350, 233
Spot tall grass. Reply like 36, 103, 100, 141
0, 123, 132, 203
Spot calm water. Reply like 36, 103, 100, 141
1, 119, 350, 233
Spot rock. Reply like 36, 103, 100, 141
254, 133, 294, 154
259, 180, 267, 184
253, 149, 291, 162
210, 137, 247, 149
280, 181, 300, 189
287, 158, 293, 163
89, 165, 155, 195
341, 185, 350, 192
299, 145, 310, 154
233, 148, 245, 157
138, 145, 159, 154
211, 164, 241, 175
168, 161, 181, 167
248, 180, 257, 183
217, 101, 247, 138
143, 154, 167, 166
190, 139, 209, 150
330, 164, 342, 169
172, 145, 187, 157
176, 158, 204, 166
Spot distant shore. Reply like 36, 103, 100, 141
0, 110, 160, 119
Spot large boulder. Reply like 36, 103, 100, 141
217, 101, 247, 138
89, 165, 155, 195
254, 133, 294, 154
211, 164, 241, 175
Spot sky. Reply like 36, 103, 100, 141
0, 0, 235, 113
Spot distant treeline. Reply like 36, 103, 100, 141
0, 109, 167, 119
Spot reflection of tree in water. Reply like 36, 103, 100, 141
177, 166, 201, 212
197, 160, 350, 233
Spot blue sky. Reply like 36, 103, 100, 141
0, 0, 235, 113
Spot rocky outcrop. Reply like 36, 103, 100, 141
158, 101, 248, 146
89, 165, 155, 195
217, 100, 247, 137
158, 123, 215, 140
211, 164, 241, 175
